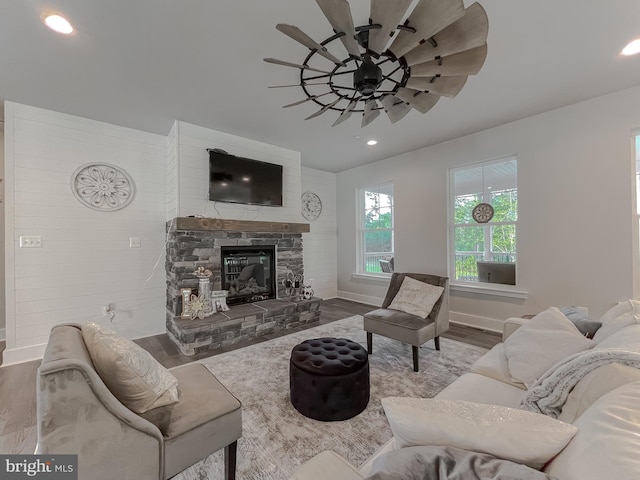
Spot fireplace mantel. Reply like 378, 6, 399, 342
172, 217, 310, 234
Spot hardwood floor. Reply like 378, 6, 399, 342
0, 298, 501, 454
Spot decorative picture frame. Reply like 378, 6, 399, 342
211, 290, 230, 312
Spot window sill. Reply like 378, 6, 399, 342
450, 282, 528, 299
351, 272, 392, 283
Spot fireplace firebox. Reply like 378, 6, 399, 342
221, 245, 276, 305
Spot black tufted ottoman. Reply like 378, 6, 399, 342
289, 337, 370, 421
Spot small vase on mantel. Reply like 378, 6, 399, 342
190, 266, 214, 319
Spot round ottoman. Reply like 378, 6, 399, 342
289, 337, 370, 421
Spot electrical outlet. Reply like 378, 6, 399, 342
20, 236, 42, 248
129, 237, 141, 248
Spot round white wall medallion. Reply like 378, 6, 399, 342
71, 163, 135, 211
301, 191, 322, 221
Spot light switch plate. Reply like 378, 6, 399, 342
20, 236, 42, 248
129, 237, 141, 248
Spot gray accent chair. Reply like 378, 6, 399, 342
364, 273, 449, 372
36, 324, 242, 480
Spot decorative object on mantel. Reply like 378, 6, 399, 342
71, 163, 135, 211
301, 191, 322, 221
301, 284, 315, 300
264, 0, 488, 127
283, 272, 303, 299
472, 202, 494, 223
180, 288, 193, 319
184, 266, 215, 320
211, 290, 230, 312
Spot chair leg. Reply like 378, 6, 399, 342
412, 346, 419, 372
225, 441, 237, 480
366, 332, 372, 354
434, 336, 441, 351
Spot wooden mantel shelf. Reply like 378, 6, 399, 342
172, 217, 310, 233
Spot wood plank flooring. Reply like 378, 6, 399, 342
0, 298, 501, 455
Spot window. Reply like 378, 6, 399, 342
450, 157, 517, 285
358, 183, 394, 274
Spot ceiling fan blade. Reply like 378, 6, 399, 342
304, 98, 342, 120
403, 3, 489, 66
362, 99, 381, 127
410, 44, 487, 77
263, 57, 331, 74
268, 82, 327, 88
368, 0, 414, 54
315, 0, 361, 58
283, 92, 333, 108
389, 0, 465, 59
380, 95, 411, 124
276, 24, 344, 65
332, 99, 358, 126
406, 75, 467, 97
394, 87, 440, 114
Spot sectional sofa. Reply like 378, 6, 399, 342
292, 300, 640, 480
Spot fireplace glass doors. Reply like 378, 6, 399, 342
221, 245, 276, 305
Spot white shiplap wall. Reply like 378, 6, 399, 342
0, 125, 5, 340
3, 102, 168, 365
166, 122, 178, 221
175, 121, 301, 222
302, 167, 337, 299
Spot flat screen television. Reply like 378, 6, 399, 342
208, 148, 283, 206
477, 261, 516, 285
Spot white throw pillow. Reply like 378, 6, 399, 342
558, 363, 640, 423
381, 397, 577, 469
388, 276, 444, 318
503, 307, 594, 388
592, 300, 640, 344
82, 322, 179, 414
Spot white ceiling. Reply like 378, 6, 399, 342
2, 1, 640, 172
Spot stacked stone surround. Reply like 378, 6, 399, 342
165, 217, 318, 355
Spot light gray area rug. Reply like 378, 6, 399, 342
174, 315, 487, 480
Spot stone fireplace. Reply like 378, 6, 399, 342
165, 217, 321, 355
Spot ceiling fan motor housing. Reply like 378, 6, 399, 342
354, 59, 383, 97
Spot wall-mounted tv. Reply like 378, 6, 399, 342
208, 148, 283, 206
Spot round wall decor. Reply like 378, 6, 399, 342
71, 163, 135, 211
301, 191, 322, 221
472, 202, 494, 223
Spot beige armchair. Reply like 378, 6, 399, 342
364, 273, 448, 372
37, 324, 242, 480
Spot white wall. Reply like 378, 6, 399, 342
302, 167, 338, 299
337, 85, 640, 329
3, 102, 168, 365
0, 124, 5, 340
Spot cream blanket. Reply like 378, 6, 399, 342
520, 349, 640, 417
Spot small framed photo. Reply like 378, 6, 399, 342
180, 288, 192, 318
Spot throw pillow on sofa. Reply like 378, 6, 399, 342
503, 307, 594, 388
559, 306, 602, 338
388, 276, 444, 318
82, 321, 180, 414
381, 397, 577, 469
592, 299, 640, 343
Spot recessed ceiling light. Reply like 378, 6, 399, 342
43, 14, 74, 35
622, 39, 640, 56
367, 140, 378, 146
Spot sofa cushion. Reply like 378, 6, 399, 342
503, 307, 594, 388
593, 324, 640, 351
366, 446, 557, 480
557, 363, 640, 423
469, 344, 526, 389
436, 373, 525, 407
82, 322, 179, 414
544, 380, 640, 480
388, 276, 444, 318
592, 300, 640, 343
381, 397, 576, 469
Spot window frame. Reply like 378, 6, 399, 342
448, 156, 524, 297
356, 182, 394, 276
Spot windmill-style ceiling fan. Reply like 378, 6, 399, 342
264, 0, 488, 127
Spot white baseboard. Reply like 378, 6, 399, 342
1, 343, 46, 367
337, 291, 382, 307
0, 328, 5, 341
449, 311, 503, 334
